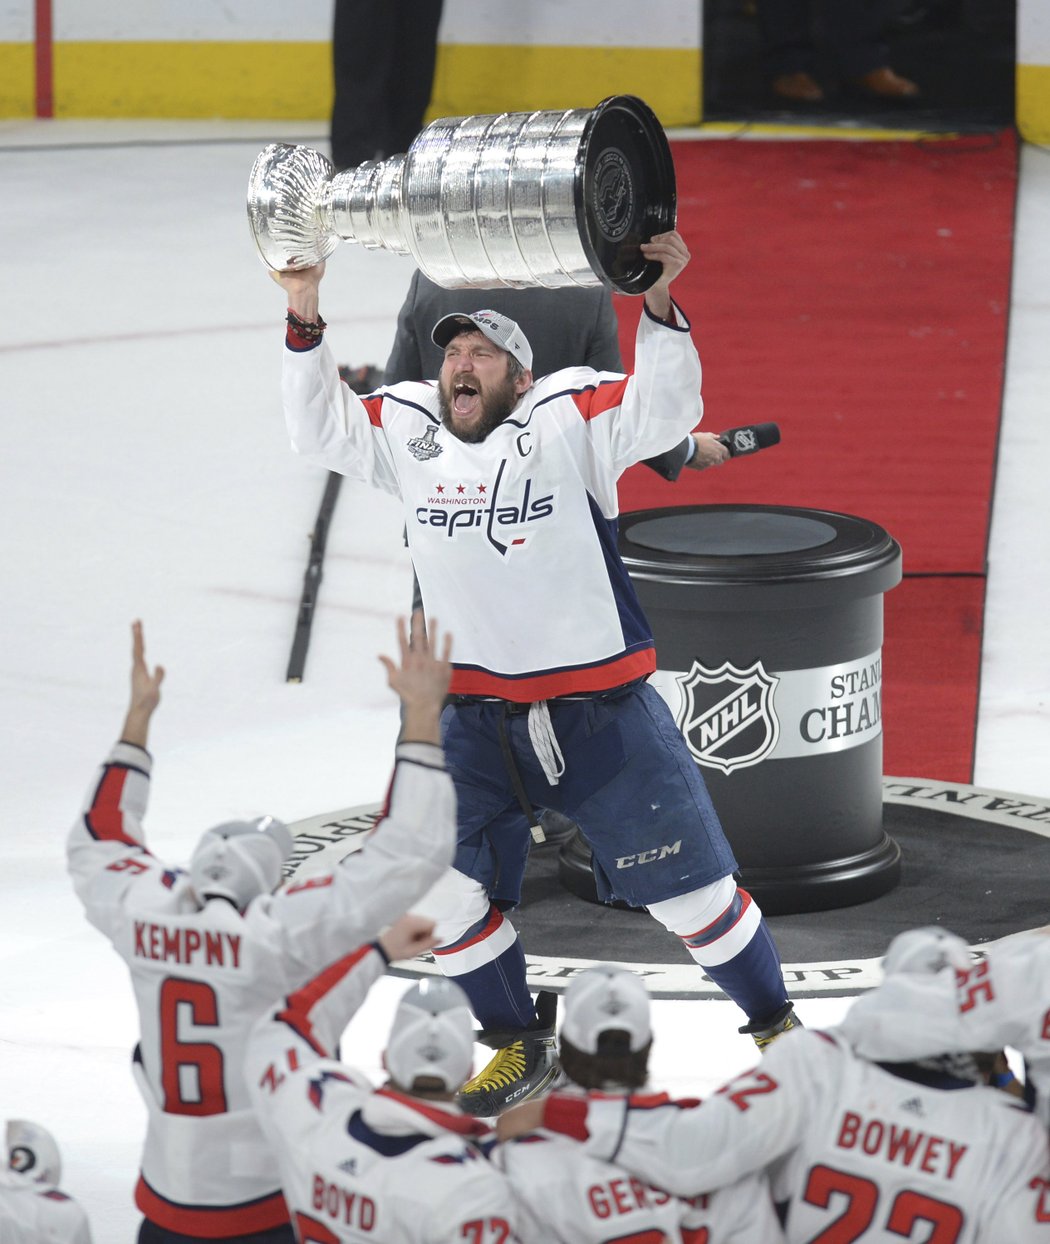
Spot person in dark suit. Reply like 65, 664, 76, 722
755, 0, 920, 105
330, 0, 444, 171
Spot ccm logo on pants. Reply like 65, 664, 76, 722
616, 842, 681, 869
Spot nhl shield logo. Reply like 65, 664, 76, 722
727, 426, 758, 455
407, 425, 443, 461
676, 659, 780, 775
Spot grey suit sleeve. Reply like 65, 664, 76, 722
384, 270, 426, 383
585, 290, 625, 372
642, 434, 695, 481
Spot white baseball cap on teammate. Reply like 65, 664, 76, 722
561, 964, 652, 1055
6, 1119, 62, 1185
385, 977, 475, 1093
431, 309, 534, 372
188, 816, 294, 909
881, 926, 972, 977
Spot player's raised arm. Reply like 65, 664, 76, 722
266, 616, 456, 966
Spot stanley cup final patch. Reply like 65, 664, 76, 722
407, 425, 443, 461
675, 659, 780, 774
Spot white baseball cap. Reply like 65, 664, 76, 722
6, 1120, 62, 1185
882, 926, 972, 977
385, 977, 475, 1093
431, 309, 533, 372
189, 816, 293, 909
562, 964, 652, 1055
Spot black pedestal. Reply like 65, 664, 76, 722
558, 504, 903, 915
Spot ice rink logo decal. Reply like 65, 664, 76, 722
676, 659, 780, 774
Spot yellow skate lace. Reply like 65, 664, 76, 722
461, 1041, 527, 1093
754, 1011, 801, 1052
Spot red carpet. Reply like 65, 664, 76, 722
613, 132, 1017, 780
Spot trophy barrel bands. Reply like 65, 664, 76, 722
504, 108, 596, 289
404, 109, 599, 290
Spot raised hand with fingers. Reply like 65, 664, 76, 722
272, 260, 326, 325
640, 229, 691, 322
379, 611, 452, 746
122, 620, 165, 749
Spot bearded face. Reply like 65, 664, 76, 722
437, 330, 530, 443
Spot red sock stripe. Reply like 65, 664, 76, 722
680, 889, 752, 950
433, 905, 503, 956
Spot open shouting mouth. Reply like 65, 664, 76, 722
452, 379, 481, 421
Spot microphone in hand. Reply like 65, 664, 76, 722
717, 422, 781, 458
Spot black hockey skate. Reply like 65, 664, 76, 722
458, 991, 559, 1117
739, 1002, 803, 1053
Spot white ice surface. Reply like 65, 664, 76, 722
1, 121, 1047, 1240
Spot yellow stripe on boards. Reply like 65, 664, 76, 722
14, 39, 702, 125
4, 38, 1048, 141
51, 42, 331, 119
0, 44, 35, 117
1017, 63, 1050, 145
686, 122, 964, 142
427, 44, 702, 128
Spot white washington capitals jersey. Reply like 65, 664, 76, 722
66, 738, 454, 1239
0, 1170, 92, 1243
494, 1091, 785, 1244
247, 942, 518, 1244
538, 1029, 1050, 1243
283, 305, 702, 700
842, 930, 1050, 1128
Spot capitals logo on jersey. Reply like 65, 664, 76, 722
676, 659, 780, 774
415, 459, 555, 556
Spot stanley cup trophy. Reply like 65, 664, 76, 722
247, 95, 676, 294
